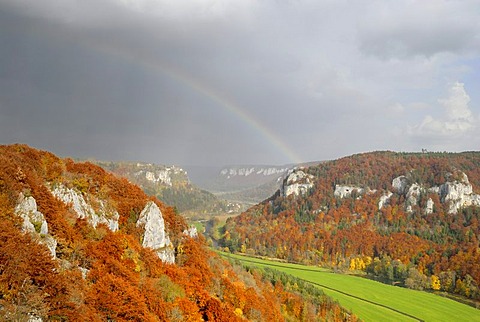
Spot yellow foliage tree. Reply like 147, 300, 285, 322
431, 275, 441, 291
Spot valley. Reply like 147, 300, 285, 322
95, 151, 480, 315
2, 145, 480, 321
4, 2, 479, 321
0, 145, 353, 321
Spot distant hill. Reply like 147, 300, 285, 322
186, 165, 295, 192
93, 161, 239, 217
0, 144, 354, 321
222, 151, 480, 301
185, 164, 302, 205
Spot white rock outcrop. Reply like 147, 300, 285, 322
406, 183, 422, 213
282, 169, 314, 197
425, 198, 434, 215
15, 193, 57, 258
392, 176, 410, 195
389, 171, 480, 214
256, 167, 289, 176
183, 226, 198, 238
221, 166, 289, 179
334, 185, 365, 199
137, 201, 175, 264
27, 314, 43, 322
51, 184, 119, 231
15, 193, 48, 235
378, 192, 393, 209
438, 173, 480, 214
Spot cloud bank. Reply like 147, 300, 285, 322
0, 0, 479, 165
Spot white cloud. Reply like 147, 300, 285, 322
439, 82, 473, 121
409, 82, 476, 138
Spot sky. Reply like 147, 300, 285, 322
0, 0, 479, 166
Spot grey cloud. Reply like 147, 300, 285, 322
1, 1, 479, 165
357, 1, 480, 59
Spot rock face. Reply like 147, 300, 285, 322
378, 192, 393, 209
15, 193, 57, 258
51, 184, 119, 231
137, 201, 175, 264
15, 193, 48, 235
220, 166, 289, 179
405, 183, 421, 213
27, 314, 43, 322
334, 185, 365, 199
425, 198, 434, 214
392, 176, 410, 195
389, 172, 480, 214
439, 173, 480, 214
183, 226, 198, 238
137, 165, 186, 187
282, 169, 314, 197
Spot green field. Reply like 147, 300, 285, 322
220, 252, 480, 322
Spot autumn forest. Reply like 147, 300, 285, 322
0, 144, 354, 321
222, 151, 480, 302
1, 145, 480, 320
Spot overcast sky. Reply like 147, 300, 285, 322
1, 0, 479, 166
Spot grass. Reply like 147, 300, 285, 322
220, 252, 480, 322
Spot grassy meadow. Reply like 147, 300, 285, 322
220, 252, 480, 322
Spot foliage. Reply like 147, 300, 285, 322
0, 144, 355, 321
221, 151, 480, 301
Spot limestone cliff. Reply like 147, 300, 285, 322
14, 193, 57, 258
439, 172, 480, 214
50, 184, 119, 231
282, 169, 314, 197
387, 172, 480, 214
137, 201, 175, 264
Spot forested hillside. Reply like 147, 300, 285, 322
0, 144, 354, 321
94, 161, 235, 217
222, 151, 480, 301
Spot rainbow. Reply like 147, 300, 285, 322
88, 39, 303, 164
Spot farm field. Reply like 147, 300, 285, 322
220, 252, 480, 322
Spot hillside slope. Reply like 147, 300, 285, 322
93, 161, 236, 217
222, 151, 480, 301
0, 144, 354, 321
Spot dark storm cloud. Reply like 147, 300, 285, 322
1, 0, 479, 165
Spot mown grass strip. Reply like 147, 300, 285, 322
220, 253, 417, 321
220, 252, 480, 322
